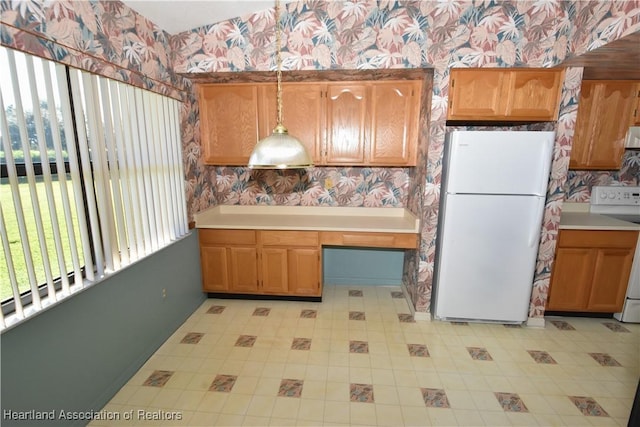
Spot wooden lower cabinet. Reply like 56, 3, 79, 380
199, 229, 321, 297
199, 230, 258, 293
547, 230, 638, 312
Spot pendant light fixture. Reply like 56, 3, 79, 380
248, 0, 313, 169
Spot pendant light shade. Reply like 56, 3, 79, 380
248, 0, 313, 170
248, 124, 313, 169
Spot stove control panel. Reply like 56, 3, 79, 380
591, 186, 640, 206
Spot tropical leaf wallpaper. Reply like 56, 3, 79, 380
2, 0, 639, 320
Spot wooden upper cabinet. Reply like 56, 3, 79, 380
507, 70, 564, 120
447, 69, 507, 119
325, 83, 368, 164
260, 83, 325, 164
630, 82, 640, 126
570, 80, 637, 170
369, 81, 421, 165
447, 68, 563, 121
199, 79, 422, 167
199, 84, 262, 165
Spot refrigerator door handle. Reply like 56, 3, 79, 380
528, 197, 545, 248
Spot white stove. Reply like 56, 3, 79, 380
590, 186, 640, 323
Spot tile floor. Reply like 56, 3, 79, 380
89, 285, 640, 426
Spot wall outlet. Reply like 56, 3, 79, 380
162, 289, 167, 299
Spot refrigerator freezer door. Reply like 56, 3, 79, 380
434, 193, 544, 323
445, 131, 554, 196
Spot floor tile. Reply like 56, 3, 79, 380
407, 343, 430, 357
550, 320, 576, 330
601, 322, 630, 333
527, 349, 557, 364
349, 311, 366, 321
291, 337, 312, 350
180, 332, 204, 344
588, 353, 622, 367
494, 392, 529, 412
568, 396, 610, 417
350, 383, 375, 403
235, 335, 257, 347
278, 379, 304, 398
209, 374, 238, 392
143, 370, 174, 387
300, 309, 317, 318
252, 307, 271, 316
349, 340, 369, 354
421, 388, 450, 408
467, 347, 494, 361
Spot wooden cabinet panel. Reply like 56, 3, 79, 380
199, 84, 261, 165
570, 80, 637, 170
448, 69, 506, 119
325, 84, 368, 164
261, 230, 319, 246
588, 249, 634, 312
547, 230, 638, 313
320, 231, 419, 249
289, 248, 321, 296
508, 70, 563, 120
199, 229, 258, 293
369, 81, 421, 165
261, 247, 289, 294
200, 246, 230, 292
261, 83, 324, 163
447, 68, 562, 121
229, 247, 259, 292
547, 248, 594, 311
632, 83, 640, 125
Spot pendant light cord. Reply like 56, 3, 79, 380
275, 0, 284, 127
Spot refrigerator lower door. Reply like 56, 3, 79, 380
434, 194, 545, 323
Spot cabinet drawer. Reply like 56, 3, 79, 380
320, 231, 418, 249
558, 230, 638, 249
261, 231, 319, 246
199, 229, 256, 245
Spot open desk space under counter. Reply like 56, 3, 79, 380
194, 205, 420, 300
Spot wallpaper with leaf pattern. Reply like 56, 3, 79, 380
2, 0, 639, 319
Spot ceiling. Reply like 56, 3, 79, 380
122, 0, 279, 34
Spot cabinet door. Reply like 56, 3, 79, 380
570, 80, 637, 170
200, 246, 230, 292
260, 83, 325, 164
229, 247, 259, 293
261, 248, 289, 294
369, 81, 420, 166
587, 248, 634, 312
547, 247, 595, 311
632, 83, 640, 125
325, 83, 367, 164
569, 81, 599, 169
447, 69, 507, 120
288, 248, 320, 296
199, 84, 260, 165
507, 70, 562, 120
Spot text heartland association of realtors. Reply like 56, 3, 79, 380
3, 409, 183, 421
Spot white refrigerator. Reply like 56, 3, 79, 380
433, 130, 555, 323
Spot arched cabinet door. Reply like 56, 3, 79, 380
325, 83, 368, 164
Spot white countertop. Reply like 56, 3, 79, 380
194, 205, 421, 233
560, 203, 640, 231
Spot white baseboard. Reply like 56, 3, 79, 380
526, 317, 545, 328
400, 282, 431, 321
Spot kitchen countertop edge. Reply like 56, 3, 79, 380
559, 211, 640, 231
194, 205, 421, 234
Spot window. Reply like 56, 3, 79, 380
0, 47, 188, 330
